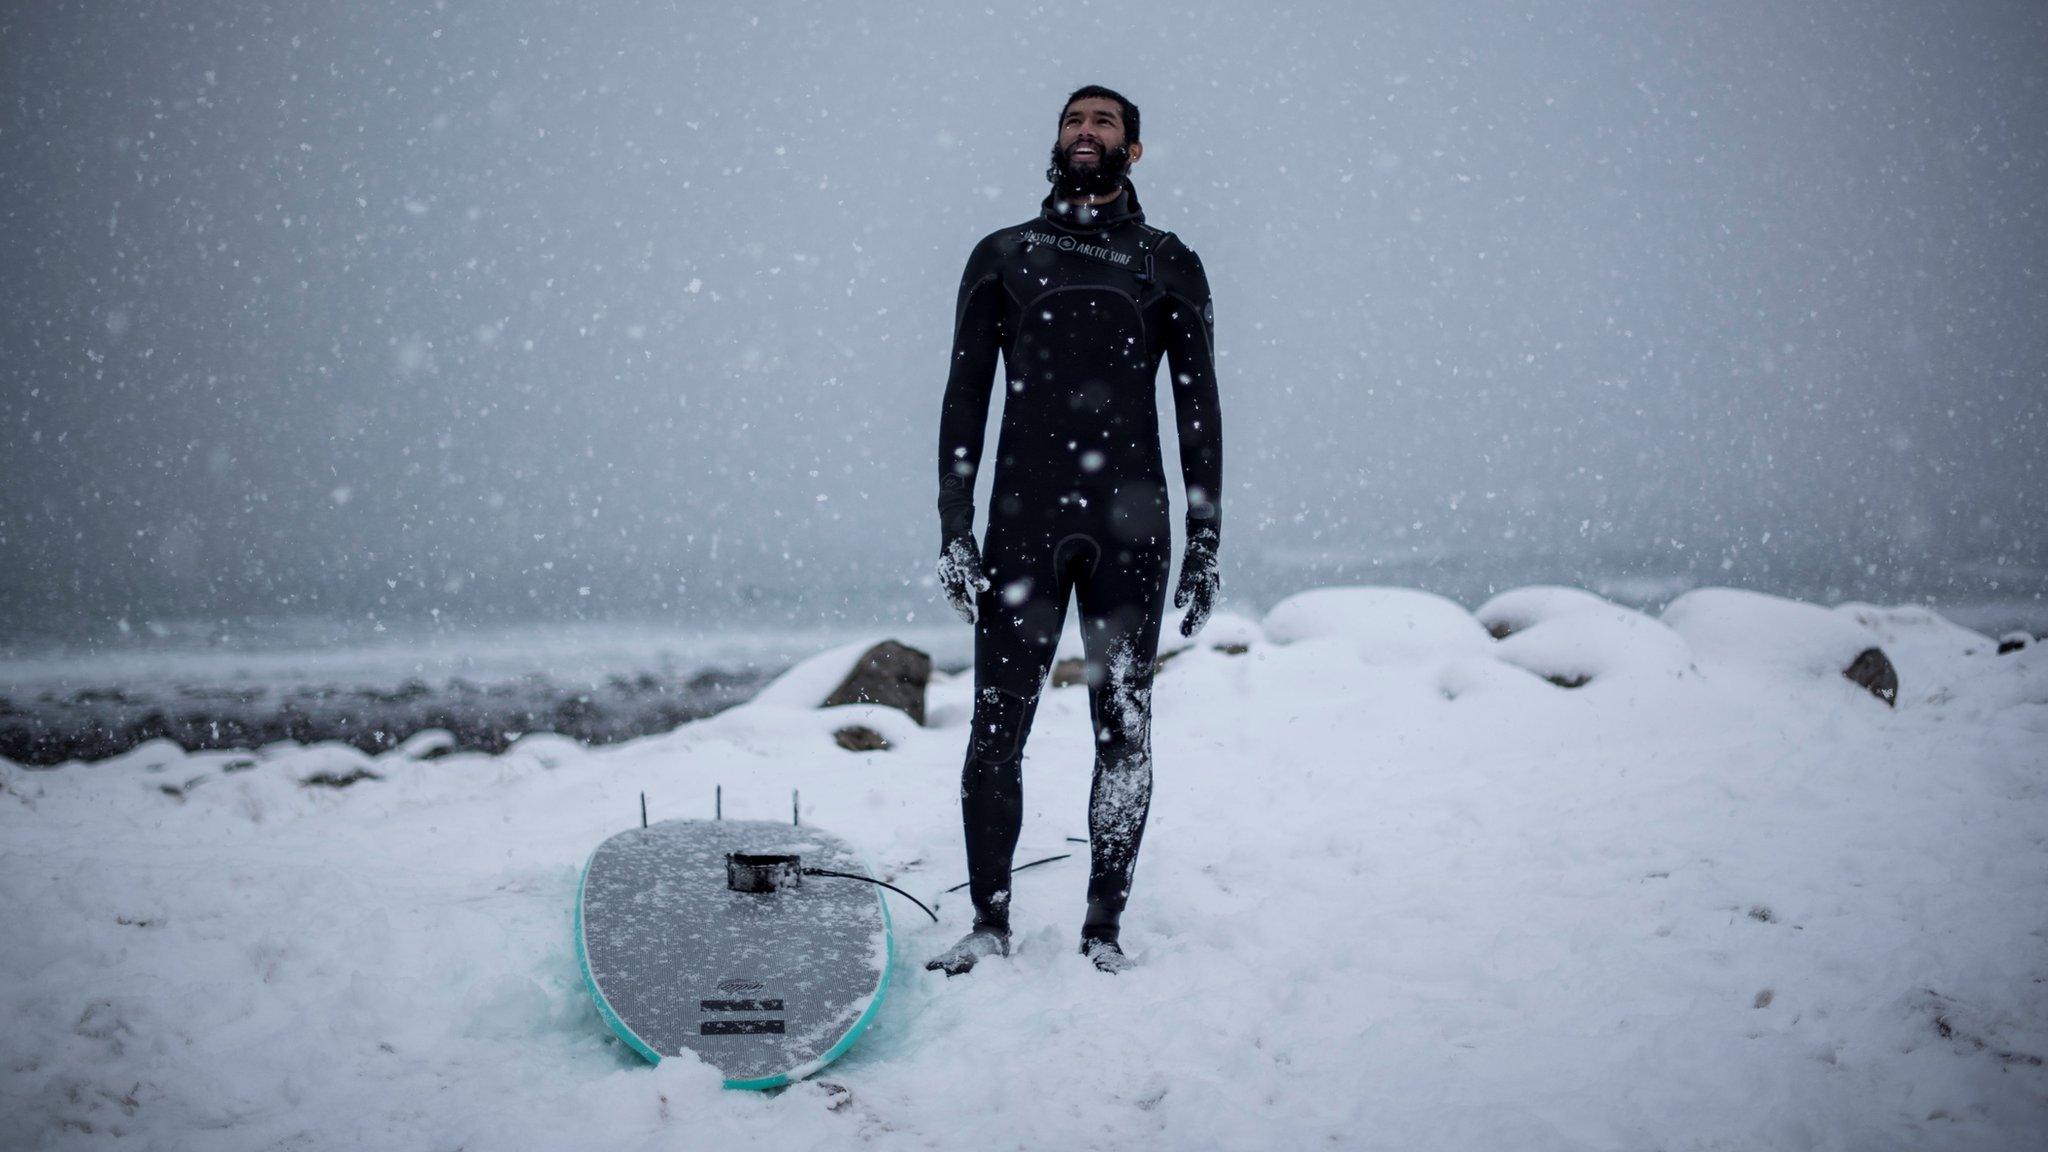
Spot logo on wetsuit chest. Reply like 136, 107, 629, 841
1020, 229, 1133, 267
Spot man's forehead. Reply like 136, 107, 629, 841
1063, 99, 1122, 122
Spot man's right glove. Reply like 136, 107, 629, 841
1173, 525, 1220, 638
938, 533, 992, 624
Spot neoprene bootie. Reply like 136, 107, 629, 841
925, 922, 1011, 976
1079, 903, 1130, 973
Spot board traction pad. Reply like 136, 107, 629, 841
576, 818, 893, 1089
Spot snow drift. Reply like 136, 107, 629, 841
2, 585, 2043, 1151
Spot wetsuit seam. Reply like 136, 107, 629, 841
955, 271, 999, 332
1020, 284, 1147, 347
1053, 532, 1104, 577
1162, 288, 1213, 361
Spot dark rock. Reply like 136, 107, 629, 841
833, 725, 890, 752
1153, 643, 1243, 673
177, 685, 267, 704
1546, 673, 1591, 690
72, 687, 137, 705
821, 640, 931, 725
1998, 632, 2032, 655
1842, 647, 1898, 707
159, 774, 209, 800
132, 710, 174, 742
554, 694, 605, 729
360, 679, 432, 704
1050, 658, 1087, 687
688, 668, 747, 692
300, 767, 382, 789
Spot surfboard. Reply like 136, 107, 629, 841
575, 818, 892, 1089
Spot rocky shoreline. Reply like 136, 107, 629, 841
0, 665, 793, 767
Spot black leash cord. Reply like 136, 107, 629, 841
803, 848, 1082, 921
802, 868, 940, 923
941, 852, 1073, 895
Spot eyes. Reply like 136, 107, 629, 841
1064, 112, 1120, 128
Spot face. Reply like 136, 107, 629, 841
1050, 96, 1142, 196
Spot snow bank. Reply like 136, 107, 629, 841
1261, 586, 1493, 663
1834, 601, 2004, 665
3, 585, 2044, 1150
1470, 588, 1699, 691
1662, 587, 1882, 676
1662, 587, 1903, 713
1472, 584, 1622, 639
1499, 607, 1695, 686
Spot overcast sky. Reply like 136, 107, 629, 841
3, 0, 2043, 639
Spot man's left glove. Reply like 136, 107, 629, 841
1173, 525, 1220, 638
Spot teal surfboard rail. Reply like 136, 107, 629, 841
574, 849, 664, 1065
574, 833, 895, 1090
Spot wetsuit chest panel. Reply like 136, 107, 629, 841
1003, 230, 1158, 343
990, 232, 1167, 484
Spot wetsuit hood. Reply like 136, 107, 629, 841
1039, 177, 1146, 234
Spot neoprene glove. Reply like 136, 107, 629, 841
938, 534, 992, 625
1174, 525, 1220, 638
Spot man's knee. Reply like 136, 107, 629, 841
970, 684, 1034, 765
1087, 639, 1155, 744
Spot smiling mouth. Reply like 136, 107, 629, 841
1071, 143, 1102, 161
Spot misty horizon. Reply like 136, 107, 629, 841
5, 1, 2044, 642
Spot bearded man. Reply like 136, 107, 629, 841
929, 84, 1224, 975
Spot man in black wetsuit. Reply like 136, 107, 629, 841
928, 85, 1222, 975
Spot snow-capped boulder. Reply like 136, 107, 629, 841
289, 740, 383, 787
1833, 602, 1999, 661
1473, 585, 1623, 640
97, 737, 188, 773
1663, 588, 1897, 706
748, 636, 931, 724
1492, 603, 1698, 689
504, 731, 583, 770
1261, 587, 1493, 664
385, 727, 457, 761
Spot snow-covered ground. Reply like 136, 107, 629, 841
2, 584, 2043, 1151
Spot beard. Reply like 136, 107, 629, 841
1046, 139, 1131, 198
